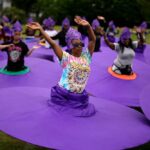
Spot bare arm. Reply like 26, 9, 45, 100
26, 49, 34, 56
0, 44, 14, 50
136, 28, 145, 46
97, 16, 107, 31
74, 16, 96, 56
87, 24, 96, 55
26, 45, 42, 56
27, 23, 63, 60
103, 32, 115, 50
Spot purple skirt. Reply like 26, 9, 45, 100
107, 35, 115, 43
48, 85, 96, 117
135, 44, 146, 53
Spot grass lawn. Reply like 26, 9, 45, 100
0, 131, 150, 150
0, 131, 51, 150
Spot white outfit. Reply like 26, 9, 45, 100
45, 30, 58, 48
112, 41, 138, 74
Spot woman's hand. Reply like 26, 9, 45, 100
26, 22, 42, 31
32, 45, 41, 49
0, 44, 14, 50
74, 16, 90, 27
136, 27, 142, 33
100, 29, 105, 36
8, 44, 14, 47
97, 16, 105, 21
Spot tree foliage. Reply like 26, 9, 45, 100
1, 7, 26, 23
11, 0, 150, 26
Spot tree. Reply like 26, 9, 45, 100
12, 0, 38, 14
10, 0, 150, 26
1, 7, 26, 23
137, 0, 150, 21
110, 0, 142, 26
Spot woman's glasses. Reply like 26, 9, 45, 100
72, 42, 85, 48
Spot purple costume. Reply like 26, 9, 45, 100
92, 19, 101, 52
135, 21, 147, 53
49, 28, 96, 117
106, 21, 116, 43
12, 21, 22, 32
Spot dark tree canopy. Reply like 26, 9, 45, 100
8, 0, 150, 26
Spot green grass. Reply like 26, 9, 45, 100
127, 142, 150, 150
0, 131, 52, 150
0, 131, 150, 150
131, 30, 150, 44
145, 32, 150, 44
23, 25, 150, 44
110, 27, 150, 44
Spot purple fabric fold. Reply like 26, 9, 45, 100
135, 44, 146, 53
120, 27, 131, 42
49, 85, 96, 117
107, 35, 116, 43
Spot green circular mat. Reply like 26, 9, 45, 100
0, 67, 30, 75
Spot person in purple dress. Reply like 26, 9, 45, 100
1, 21, 36, 72
106, 21, 117, 43
52, 17, 70, 47
103, 27, 144, 75
135, 21, 148, 53
27, 16, 96, 117
25, 17, 36, 38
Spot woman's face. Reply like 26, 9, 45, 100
4, 35, 12, 42
121, 38, 130, 46
63, 24, 69, 31
71, 39, 84, 56
95, 26, 102, 33
13, 31, 21, 41
141, 28, 146, 33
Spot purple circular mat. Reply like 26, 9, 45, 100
25, 40, 55, 62
101, 37, 119, 48
0, 58, 61, 88
0, 52, 7, 60
135, 53, 146, 63
0, 87, 150, 150
86, 51, 150, 106
134, 44, 149, 63
140, 84, 150, 120
144, 44, 150, 65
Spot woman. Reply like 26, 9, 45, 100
42, 17, 58, 48
92, 18, 103, 52
27, 16, 96, 117
52, 17, 70, 47
135, 21, 148, 53
3, 26, 13, 43
106, 21, 117, 43
103, 27, 144, 75
1, 21, 36, 72
25, 17, 36, 38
